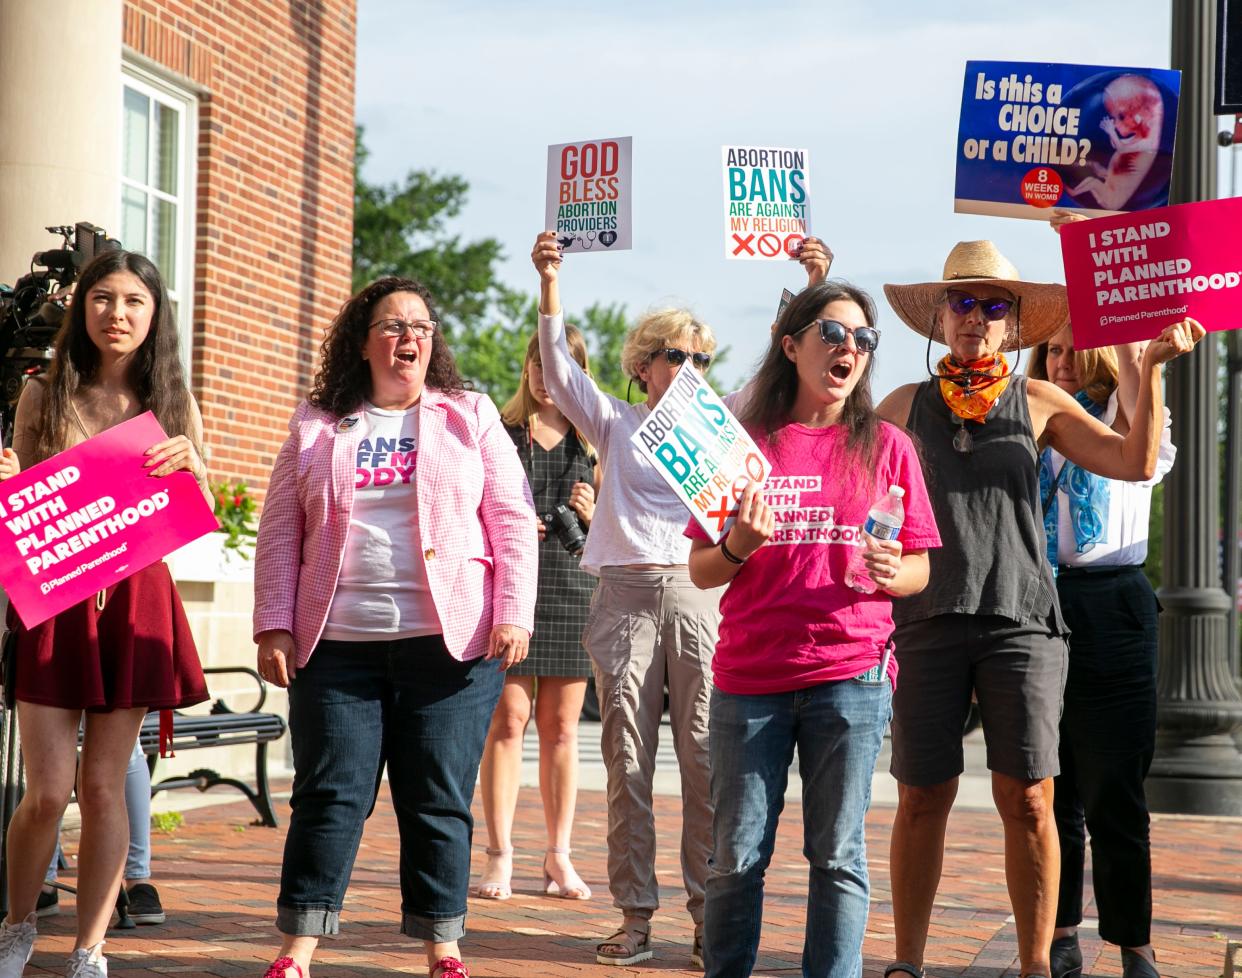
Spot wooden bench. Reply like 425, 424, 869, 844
138, 666, 287, 827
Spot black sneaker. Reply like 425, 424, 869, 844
125, 883, 165, 925
36, 887, 58, 918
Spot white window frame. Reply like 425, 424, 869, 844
120, 62, 198, 378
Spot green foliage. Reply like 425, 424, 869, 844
213, 481, 257, 555
1145, 481, 1163, 593
151, 811, 183, 834
352, 127, 728, 406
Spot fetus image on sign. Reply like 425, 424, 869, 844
1069, 75, 1163, 212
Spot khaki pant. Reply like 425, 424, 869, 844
584, 566, 722, 926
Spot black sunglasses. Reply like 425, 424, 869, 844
651, 348, 712, 369
945, 289, 1015, 321
798, 319, 881, 354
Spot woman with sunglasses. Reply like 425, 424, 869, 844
529, 230, 830, 968
686, 281, 940, 978
877, 241, 1203, 978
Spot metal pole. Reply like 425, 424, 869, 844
1226, 329, 1241, 680
1146, 0, 1242, 814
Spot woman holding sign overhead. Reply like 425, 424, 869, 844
686, 281, 940, 978
876, 240, 1202, 978
0, 249, 209, 978
529, 229, 832, 969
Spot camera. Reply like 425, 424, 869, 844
544, 504, 587, 556
0, 222, 121, 442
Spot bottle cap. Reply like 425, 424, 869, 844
887, 485, 905, 498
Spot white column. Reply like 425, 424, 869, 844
0, 0, 122, 277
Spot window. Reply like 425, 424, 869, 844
120, 65, 197, 370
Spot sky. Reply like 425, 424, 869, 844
354, 1, 1236, 394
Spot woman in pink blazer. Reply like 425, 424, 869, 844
252, 277, 538, 978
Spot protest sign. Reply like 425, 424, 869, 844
630, 363, 769, 542
723, 145, 810, 260
955, 60, 1180, 220
1059, 196, 1242, 349
546, 136, 632, 254
0, 413, 218, 628
777, 288, 795, 323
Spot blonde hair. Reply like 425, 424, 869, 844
620, 308, 717, 393
500, 326, 594, 453
1030, 327, 1119, 406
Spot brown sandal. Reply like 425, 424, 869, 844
596, 924, 652, 966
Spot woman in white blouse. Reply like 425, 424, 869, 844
1030, 326, 1174, 978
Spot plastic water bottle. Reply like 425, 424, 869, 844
845, 485, 906, 594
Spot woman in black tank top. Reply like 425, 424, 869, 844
875, 240, 1203, 978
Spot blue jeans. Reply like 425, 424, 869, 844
704, 675, 892, 978
277, 636, 504, 942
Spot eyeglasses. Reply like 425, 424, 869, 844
370, 318, 438, 339
945, 289, 1015, 321
797, 319, 881, 354
651, 348, 712, 369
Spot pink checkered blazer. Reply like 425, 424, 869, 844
252, 390, 538, 668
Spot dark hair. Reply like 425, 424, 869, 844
309, 277, 467, 417
739, 280, 881, 473
36, 250, 198, 462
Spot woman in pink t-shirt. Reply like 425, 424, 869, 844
687, 281, 941, 978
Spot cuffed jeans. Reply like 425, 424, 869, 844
704, 674, 892, 978
583, 566, 722, 926
277, 636, 503, 942
1053, 566, 1157, 948
47, 737, 151, 883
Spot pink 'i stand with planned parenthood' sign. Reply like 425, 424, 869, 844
1059, 196, 1242, 349
0, 412, 218, 628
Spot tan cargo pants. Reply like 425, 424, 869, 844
583, 565, 723, 926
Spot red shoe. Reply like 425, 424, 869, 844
262, 957, 304, 978
431, 957, 470, 978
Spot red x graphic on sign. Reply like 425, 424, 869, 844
731, 233, 755, 256
707, 496, 735, 532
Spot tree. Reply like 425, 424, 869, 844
353, 127, 511, 337
352, 127, 725, 405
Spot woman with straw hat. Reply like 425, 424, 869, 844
876, 240, 1202, 978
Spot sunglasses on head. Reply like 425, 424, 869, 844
945, 289, 1015, 321
798, 319, 881, 354
651, 348, 712, 369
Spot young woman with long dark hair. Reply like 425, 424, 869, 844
686, 281, 941, 978
0, 250, 210, 978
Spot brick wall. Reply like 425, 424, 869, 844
123, 0, 356, 499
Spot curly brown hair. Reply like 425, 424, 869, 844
309, 277, 467, 416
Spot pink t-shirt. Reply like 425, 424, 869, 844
686, 421, 940, 695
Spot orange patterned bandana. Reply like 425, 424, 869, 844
937, 354, 1011, 422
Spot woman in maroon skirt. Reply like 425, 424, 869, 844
0, 250, 209, 978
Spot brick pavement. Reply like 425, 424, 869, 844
28, 782, 1240, 978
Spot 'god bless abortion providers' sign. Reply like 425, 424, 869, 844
545, 136, 633, 254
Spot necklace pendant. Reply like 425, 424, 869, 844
953, 423, 973, 454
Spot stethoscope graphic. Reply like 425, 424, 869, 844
557, 231, 598, 250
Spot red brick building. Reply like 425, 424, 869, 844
121, 0, 356, 495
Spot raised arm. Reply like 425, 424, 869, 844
1037, 318, 1202, 481
532, 231, 622, 447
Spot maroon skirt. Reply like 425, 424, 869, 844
10, 562, 209, 712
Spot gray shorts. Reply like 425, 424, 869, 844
890, 611, 1068, 786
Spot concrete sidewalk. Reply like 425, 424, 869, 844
30, 770, 1240, 978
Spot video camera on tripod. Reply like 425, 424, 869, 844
0, 222, 122, 443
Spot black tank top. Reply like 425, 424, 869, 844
893, 374, 1063, 629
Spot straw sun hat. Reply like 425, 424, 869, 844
883, 241, 1069, 352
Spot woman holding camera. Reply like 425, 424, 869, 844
474, 330, 598, 902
